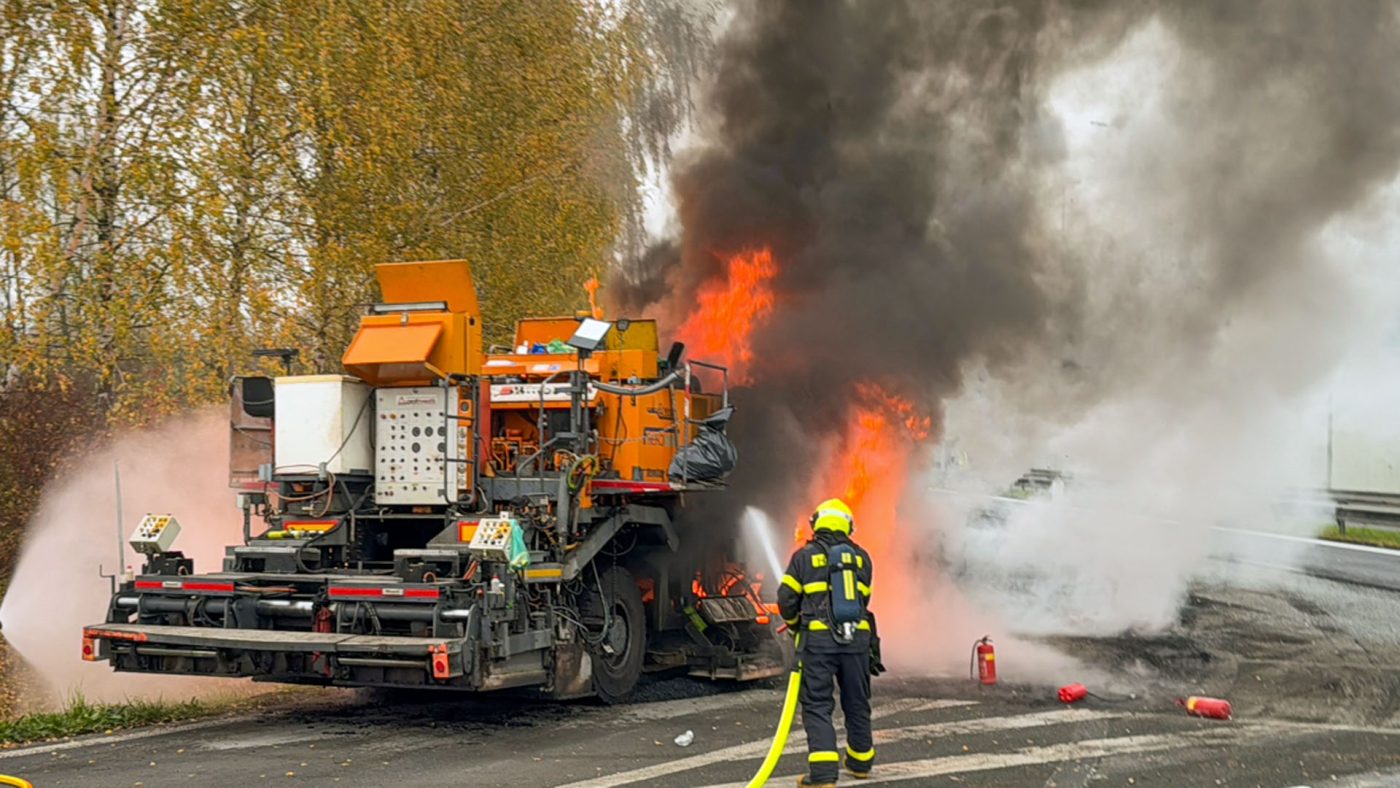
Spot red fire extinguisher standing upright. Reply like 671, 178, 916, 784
971, 636, 997, 686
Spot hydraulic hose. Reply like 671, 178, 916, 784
589, 371, 683, 397
745, 666, 803, 788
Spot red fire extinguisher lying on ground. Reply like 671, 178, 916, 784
1178, 696, 1232, 720
971, 636, 996, 686
1058, 683, 1088, 703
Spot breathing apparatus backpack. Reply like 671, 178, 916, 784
824, 543, 865, 645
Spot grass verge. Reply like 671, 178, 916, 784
0, 686, 340, 748
0, 694, 226, 745
1320, 524, 1400, 551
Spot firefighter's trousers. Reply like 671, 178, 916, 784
800, 649, 875, 781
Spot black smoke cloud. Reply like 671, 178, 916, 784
622, 0, 1400, 525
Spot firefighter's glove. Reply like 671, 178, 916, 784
869, 637, 887, 677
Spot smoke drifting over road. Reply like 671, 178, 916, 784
622, 1, 1400, 656
0, 411, 254, 704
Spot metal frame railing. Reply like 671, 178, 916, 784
673, 359, 730, 488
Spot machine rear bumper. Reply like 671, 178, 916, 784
84, 622, 452, 654
82, 622, 465, 686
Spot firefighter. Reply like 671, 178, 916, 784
777, 498, 881, 786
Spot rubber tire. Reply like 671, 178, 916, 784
579, 565, 646, 703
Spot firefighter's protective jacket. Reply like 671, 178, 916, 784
777, 530, 873, 653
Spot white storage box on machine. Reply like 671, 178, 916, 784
273, 375, 373, 475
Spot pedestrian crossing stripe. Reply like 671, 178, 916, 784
706, 725, 1291, 787
553, 699, 976, 788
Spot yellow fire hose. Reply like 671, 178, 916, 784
745, 666, 803, 788
0, 776, 33, 787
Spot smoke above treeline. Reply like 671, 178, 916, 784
616, 1, 1400, 640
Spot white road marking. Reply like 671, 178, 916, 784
928, 489, 1394, 558
702, 724, 1291, 787
555, 704, 1147, 788
871, 708, 1127, 746
615, 690, 785, 723
869, 698, 975, 719
0, 715, 259, 760
553, 732, 772, 787
1257, 718, 1400, 737
198, 730, 335, 751
1211, 527, 1400, 558
0, 694, 977, 770
1332, 765, 1400, 787
554, 698, 977, 788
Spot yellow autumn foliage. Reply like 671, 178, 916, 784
0, 0, 665, 424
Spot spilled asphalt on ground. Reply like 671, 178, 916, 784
4, 566, 1400, 786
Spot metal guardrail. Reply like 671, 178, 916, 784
1332, 490, 1400, 533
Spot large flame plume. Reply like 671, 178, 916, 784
675, 248, 778, 385
672, 245, 936, 639
797, 383, 932, 637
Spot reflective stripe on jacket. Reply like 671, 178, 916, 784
776, 531, 873, 653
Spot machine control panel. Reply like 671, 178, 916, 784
467, 517, 516, 562
375, 387, 469, 505
130, 514, 181, 555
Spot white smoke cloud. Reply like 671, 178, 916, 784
0, 410, 260, 705
929, 18, 1399, 637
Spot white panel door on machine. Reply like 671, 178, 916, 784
374, 387, 468, 505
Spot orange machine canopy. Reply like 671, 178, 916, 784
342, 260, 484, 386
376, 259, 480, 315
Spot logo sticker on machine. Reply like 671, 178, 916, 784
395, 394, 438, 407
490, 383, 598, 403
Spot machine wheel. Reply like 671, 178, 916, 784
580, 565, 646, 703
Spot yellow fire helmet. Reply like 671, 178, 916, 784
810, 498, 855, 534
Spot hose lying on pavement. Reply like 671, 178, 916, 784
746, 665, 803, 788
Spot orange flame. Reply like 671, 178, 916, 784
856, 382, 933, 440
672, 244, 933, 641
796, 384, 931, 631
584, 276, 603, 319
797, 385, 930, 541
691, 567, 770, 624
676, 248, 778, 385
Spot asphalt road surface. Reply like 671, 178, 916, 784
1211, 526, 1400, 592
3, 667, 1399, 786
4, 539, 1399, 786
